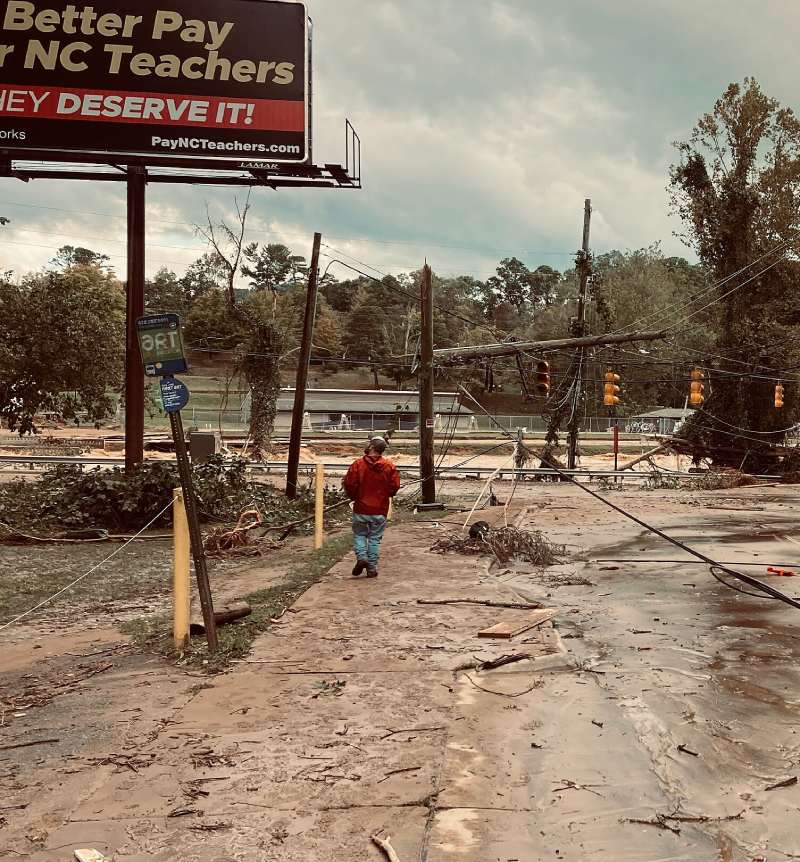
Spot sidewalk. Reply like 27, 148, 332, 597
2, 507, 566, 861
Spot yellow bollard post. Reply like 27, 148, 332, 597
315, 463, 325, 550
173, 488, 191, 651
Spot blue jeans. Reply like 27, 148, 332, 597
352, 514, 387, 568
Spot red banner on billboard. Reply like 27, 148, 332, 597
0, 84, 305, 131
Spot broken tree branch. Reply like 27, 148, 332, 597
452, 653, 531, 674
371, 834, 401, 862
463, 674, 542, 698
377, 766, 423, 783
379, 726, 445, 741
0, 738, 59, 753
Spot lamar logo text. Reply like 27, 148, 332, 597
240, 161, 279, 170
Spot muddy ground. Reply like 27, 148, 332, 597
2, 481, 800, 860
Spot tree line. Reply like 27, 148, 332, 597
2, 78, 799, 466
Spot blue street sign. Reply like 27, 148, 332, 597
160, 377, 191, 415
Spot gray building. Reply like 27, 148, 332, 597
272, 389, 473, 433
626, 408, 695, 436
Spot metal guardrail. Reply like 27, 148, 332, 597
0, 455, 779, 482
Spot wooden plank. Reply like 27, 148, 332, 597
478, 610, 556, 640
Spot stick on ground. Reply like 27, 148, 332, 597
371, 833, 401, 862
0, 738, 59, 753
417, 599, 543, 610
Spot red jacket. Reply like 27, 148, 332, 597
344, 454, 401, 516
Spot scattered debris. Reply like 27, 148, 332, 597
622, 809, 745, 833
765, 776, 797, 791
168, 806, 198, 818
552, 778, 605, 798
205, 507, 286, 557
74, 851, 109, 862
377, 766, 423, 783
311, 680, 347, 699
418, 598, 543, 610
0, 738, 59, 753
478, 610, 556, 640
379, 726, 445, 741
623, 814, 682, 835
372, 833, 402, 862
187, 820, 231, 832
190, 602, 252, 635
431, 527, 565, 568
464, 674, 543, 698
453, 653, 531, 674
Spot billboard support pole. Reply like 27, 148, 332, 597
419, 264, 438, 506
286, 231, 322, 500
125, 166, 146, 474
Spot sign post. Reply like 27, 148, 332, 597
136, 314, 218, 653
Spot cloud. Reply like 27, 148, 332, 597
0, 0, 795, 282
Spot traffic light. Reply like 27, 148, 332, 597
775, 384, 785, 409
603, 370, 621, 407
689, 368, 705, 407
535, 361, 550, 397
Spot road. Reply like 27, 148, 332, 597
1, 481, 799, 860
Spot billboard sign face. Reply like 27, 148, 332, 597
0, 0, 308, 163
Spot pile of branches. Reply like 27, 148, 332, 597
431, 527, 565, 568
204, 507, 285, 558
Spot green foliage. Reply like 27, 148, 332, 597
145, 267, 186, 315
343, 287, 390, 361
184, 288, 245, 350
670, 78, 800, 465
0, 266, 125, 434
485, 258, 556, 315
236, 319, 285, 459
181, 253, 226, 305
0, 456, 346, 534
51, 245, 112, 272
241, 242, 306, 292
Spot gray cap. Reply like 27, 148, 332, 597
369, 436, 388, 454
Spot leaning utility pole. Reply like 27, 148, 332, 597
567, 199, 592, 470
419, 264, 438, 505
433, 330, 666, 363
286, 232, 322, 500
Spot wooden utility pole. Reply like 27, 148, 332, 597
419, 264, 437, 505
567, 199, 592, 470
125, 166, 146, 473
286, 232, 322, 499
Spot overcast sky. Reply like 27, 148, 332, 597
1, 0, 796, 282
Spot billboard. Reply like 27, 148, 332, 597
0, 0, 308, 164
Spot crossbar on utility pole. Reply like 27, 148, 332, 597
286, 232, 322, 499
125, 166, 146, 473
419, 264, 437, 505
567, 199, 592, 470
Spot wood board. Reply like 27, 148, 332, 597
478, 609, 556, 640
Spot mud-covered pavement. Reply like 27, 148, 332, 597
2, 482, 800, 860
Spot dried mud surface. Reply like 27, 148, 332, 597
2, 483, 800, 860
